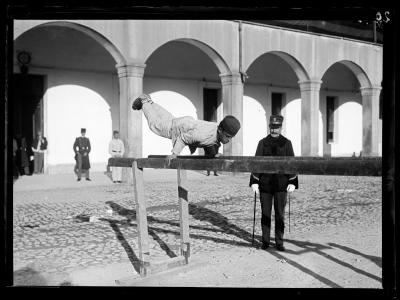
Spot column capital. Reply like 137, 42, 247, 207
298, 79, 322, 92
219, 72, 242, 85
116, 63, 146, 78
359, 85, 382, 97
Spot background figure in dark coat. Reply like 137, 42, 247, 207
249, 115, 298, 252
32, 130, 48, 174
204, 143, 220, 176
73, 128, 91, 181
13, 137, 19, 179
17, 136, 30, 175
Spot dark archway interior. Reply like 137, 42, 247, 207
13, 73, 45, 174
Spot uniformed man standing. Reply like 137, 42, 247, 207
108, 130, 125, 183
249, 115, 298, 251
73, 128, 91, 181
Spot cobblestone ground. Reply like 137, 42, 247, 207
12, 172, 382, 287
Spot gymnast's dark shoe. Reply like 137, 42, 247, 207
132, 94, 152, 110
276, 244, 285, 252
86, 178, 91, 181
132, 96, 143, 110
261, 242, 269, 250
77, 178, 81, 181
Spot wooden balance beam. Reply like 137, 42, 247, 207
110, 155, 382, 176
108, 155, 381, 282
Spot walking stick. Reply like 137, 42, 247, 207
288, 192, 291, 233
252, 192, 257, 246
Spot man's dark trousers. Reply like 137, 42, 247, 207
74, 153, 89, 179
260, 191, 287, 246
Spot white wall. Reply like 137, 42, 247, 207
284, 95, 302, 156
243, 84, 268, 155
42, 71, 372, 173
319, 91, 363, 156
41, 68, 118, 173
143, 77, 202, 157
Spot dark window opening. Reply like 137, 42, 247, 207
203, 88, 219, 122
326, 96, 336, 143
271, 92, 283, 116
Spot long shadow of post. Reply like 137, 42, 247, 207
105, 201, 177, 262
328, 242, 382, 268
188, 202, 260, 247
104, 219, 141, 274
105, 201, 381, 287
285, 238, 382, 284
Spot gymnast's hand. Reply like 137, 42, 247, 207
165, 154, 178, 166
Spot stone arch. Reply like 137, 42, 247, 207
14, 21, 126, 66
245, 51, 310, 82
320, 60, 372, 88
142, 90, 198, 157
45, 84, 112, 167
144, 38, 231, 75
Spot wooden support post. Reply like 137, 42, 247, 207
177, 168, 190, 263
132, 160, 150, 277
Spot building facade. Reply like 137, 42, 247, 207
13, 20, 383, 175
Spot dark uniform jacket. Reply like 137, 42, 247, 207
73, 136, 91, 170
249, 134, 298, 193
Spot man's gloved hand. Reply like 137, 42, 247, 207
251, 184, 259, 195
287, 184, 295, 193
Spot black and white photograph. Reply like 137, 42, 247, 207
3, 3, 397, 296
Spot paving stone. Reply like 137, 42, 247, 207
12, 172, 381, 286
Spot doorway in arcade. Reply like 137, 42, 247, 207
13, 74, 45, 174
203, 88, 220, 123
203, 87, 221, 157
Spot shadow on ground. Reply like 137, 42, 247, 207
102, 201, 381, 287
13, 266, 72, 286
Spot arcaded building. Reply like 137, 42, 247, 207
13, 20, 382, 174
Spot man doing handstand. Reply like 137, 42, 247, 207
132, 94, 241, 163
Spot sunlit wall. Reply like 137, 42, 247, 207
46, 84, 112, 170
242, 96, 267, 156
143, 88, 199, 157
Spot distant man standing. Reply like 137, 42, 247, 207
204, 143, 220, 176
73, 128, 91, 181
31, 130, 48, 174
249, 115, 298, 251
108, 130, 125, 183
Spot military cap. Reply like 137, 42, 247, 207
81, 128, 86, 133
219, 115, 241, 136
269, 115, 283, 128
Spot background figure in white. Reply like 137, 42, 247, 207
32, 130, 48, 174
108, 130, 125, 183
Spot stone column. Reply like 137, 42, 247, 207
220, 72, 243, 156
360, 86, 381, 156
116, 63, 146, 182
299, 80, 322, 156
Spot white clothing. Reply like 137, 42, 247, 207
142, 102, 219, 155
108, 138, 125, 181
